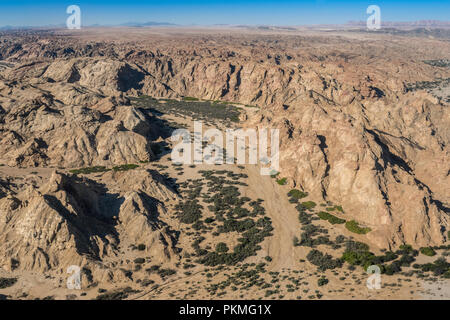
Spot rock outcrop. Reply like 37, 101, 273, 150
0, 169, 179, 282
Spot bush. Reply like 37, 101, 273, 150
307, 249, 343, 271
317, 277, 329, 286
220, 218, 255, 233
397, 244, 416, 255
112, 164, 139, 172
345, 220, 371, 234
96, 287, 139, 300
134, 258, 145, 264
137, 244, 146, 251
183, 96, 199, 101
157, 269, 177, 278
413, 258, 450, 278
69, 166, 110, 175
420, 247, 436, 257
176, 200, 203, 224
0, 277, 17, 289
341, 240, 374, 268
317, 211, 346, 224
299, 201, 316, 210
297, 209, 313, 225
276, 178, 287, 185
288, 189, 308, 200
216, 242, 229, 253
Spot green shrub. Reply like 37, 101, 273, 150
345, 220, 371, 234
134, 258, 145, 264
341, 240, 374, 268
397, 244, 415, 254
413, 258, 450, 278
317, 277, 329, 286
288, 189, 308, 200
112, 164, 139, 172
96, 287, 139, 300
420, 247, 436, 257
157, 268, 177, 278
69, 166, 110, 175
176, 200, 203, 224
307, 249, 343, 271
137, 244, 146, 251
299, 201, 316, 210
183, 96, 199, 101
342, 249, 375, 267
317, 211, 345, 224
276, 178, 287, 185
216, 242, 229, 253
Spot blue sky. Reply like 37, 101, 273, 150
0, 0, 448, 27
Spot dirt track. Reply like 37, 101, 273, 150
244, 165, 300, 271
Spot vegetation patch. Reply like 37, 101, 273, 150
182, 96, 200, 101
182, 170, 274, 267
288, 189, 308, 200
345, 220, 371, 234
112, 164, 139, 172
413, 258, 450, 279
299, 201, 316, 210
175, 200, 203, 224
0, 277, 17, 289
96, 287, 140, 300
317, 277, 329, 286
341, 240, 417, 275
317, 211, 346, 225
423, 59, 450, 68
131, 96, 241, 124
69, 166, 110, 175
420, 247, 436, 257
307, 249, 343, 271
216, 242, 229, 253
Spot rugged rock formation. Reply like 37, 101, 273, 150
0, 169, 179, 283
0, 28, 448, 250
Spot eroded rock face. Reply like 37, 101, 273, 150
0, 169, 179, 283
0, 29, 448, 250
247, 94, 449, 248
0, 81, 154, 167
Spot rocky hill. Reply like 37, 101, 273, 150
0, 28, 448, 299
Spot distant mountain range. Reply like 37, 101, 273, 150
119, 21, 177, 27
1, 20, 449, 30
346, 20, 450, 28
0, 21, 177, 30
